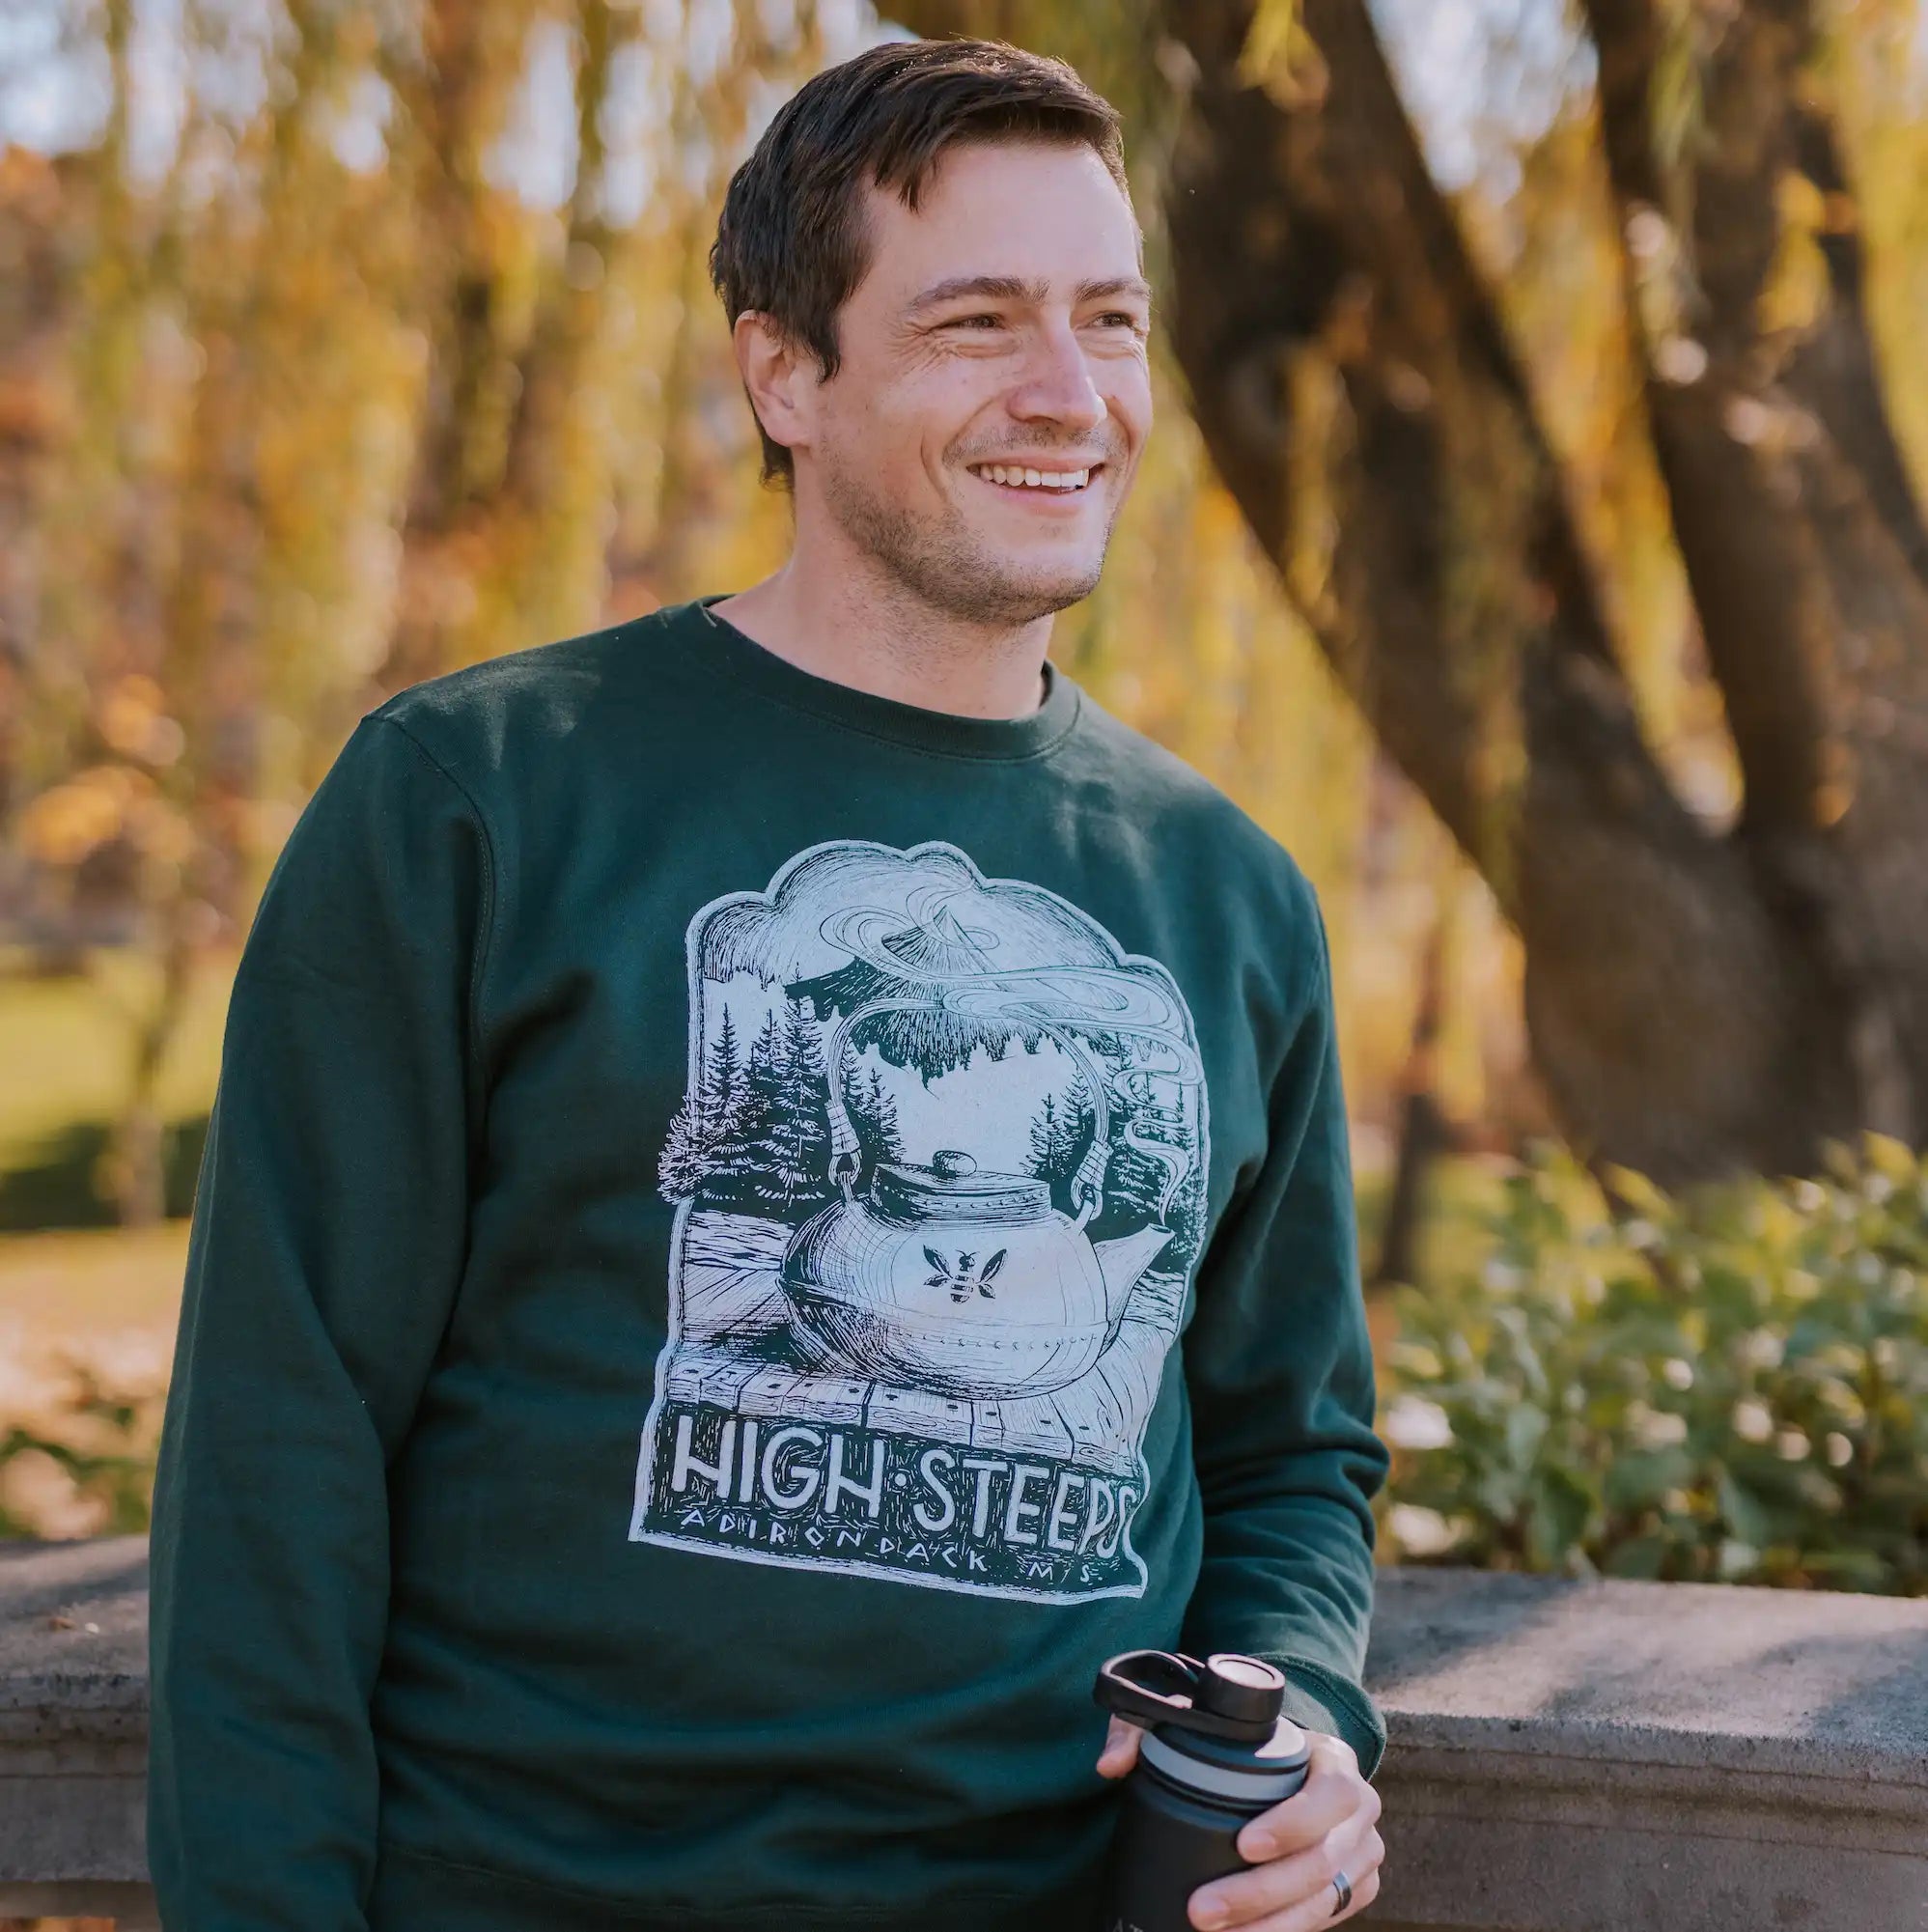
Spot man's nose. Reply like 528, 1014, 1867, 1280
1007, 322, 1108, 434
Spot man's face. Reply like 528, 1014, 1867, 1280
798, 138, 1152, 625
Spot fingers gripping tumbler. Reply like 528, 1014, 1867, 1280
1093, 1650, 1311, 1932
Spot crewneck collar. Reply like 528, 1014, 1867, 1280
662, 594, 1082, 764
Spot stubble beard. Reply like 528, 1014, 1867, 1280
820, 452, 1115, 628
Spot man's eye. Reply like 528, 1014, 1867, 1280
1095, 312, 1146, 330
943, 313, 1006, 330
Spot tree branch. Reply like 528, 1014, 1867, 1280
1160, 0, 1852, 1176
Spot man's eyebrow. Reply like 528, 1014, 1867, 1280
904, 274, 1050, 312
902, 273, 1156, 313
1075, 276, 1154, 306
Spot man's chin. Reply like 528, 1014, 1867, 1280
956, 547, 1107, 622
823, 467, 1112, 622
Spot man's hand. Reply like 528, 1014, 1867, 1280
1097, 1720, 1383, 1928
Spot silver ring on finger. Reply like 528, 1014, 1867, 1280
1329, 1869, 1354, 1917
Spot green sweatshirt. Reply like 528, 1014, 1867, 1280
149, 595, 1387, 1932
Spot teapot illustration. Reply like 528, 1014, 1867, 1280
780, 1001, 1174, 1399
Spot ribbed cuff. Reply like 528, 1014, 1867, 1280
1261, 1653, 1386, 1779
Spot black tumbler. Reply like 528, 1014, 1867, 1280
1094, 1650, 1311, 1932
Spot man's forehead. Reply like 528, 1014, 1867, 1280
858, 141, 1141, 294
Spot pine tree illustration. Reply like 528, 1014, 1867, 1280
1165, 1167, 1206, 1268
1025, 1077, 1098, 1195
700, 1006, 746, 1142
1061, 1075, 1098, 1176
764, 997, 833, 1212
1105, 1139, 1171, 1226
657, 1096, 705, 1201
695, 1008, 780, 1208
659, 1003, 753, 1203
747, 1008, 780, 1083
1092, 1081, 1203, 1252
850, 1062, 906, 1169
1026, 1094, 1064, 1179
709, 997, 833, 1215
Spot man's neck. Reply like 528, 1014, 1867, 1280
707, 544, 1052, 721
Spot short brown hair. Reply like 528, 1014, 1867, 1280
711, 39, 1129, 486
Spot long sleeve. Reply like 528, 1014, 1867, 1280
1179, 895, 1390, 1776
148, 712, 494, 1928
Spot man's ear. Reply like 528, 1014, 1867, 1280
734, 311, 818, 465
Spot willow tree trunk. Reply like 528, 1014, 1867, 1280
1159, 0, 1928, 1181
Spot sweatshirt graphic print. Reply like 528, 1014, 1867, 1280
629, 837, 1211, 1600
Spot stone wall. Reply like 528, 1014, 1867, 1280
1362, 1568, 1928, 1930
0, 1539, 151, 1929
3, 1539, 1924, 1929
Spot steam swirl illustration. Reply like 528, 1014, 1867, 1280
814, 900, 1204, 1225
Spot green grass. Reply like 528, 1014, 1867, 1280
0, 946, 234, 1228
0, 946, 233, 1159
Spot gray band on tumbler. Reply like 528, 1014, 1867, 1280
1140, 1732, 1306, 1803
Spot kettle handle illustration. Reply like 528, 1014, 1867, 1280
818, 995, 1113, 1225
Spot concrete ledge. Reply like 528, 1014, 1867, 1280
0, 1536, 151, 1923
1, 1539, 1925, 1929
1361, 1567, 1928, 1930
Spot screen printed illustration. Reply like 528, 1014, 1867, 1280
629, 839, 1211, 1602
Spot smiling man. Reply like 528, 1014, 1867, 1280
148, 37, 1388, 1932
708, 94, 1147, 703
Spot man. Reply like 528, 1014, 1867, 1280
150, 37, 1389, 1932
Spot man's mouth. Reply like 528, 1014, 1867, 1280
966, 462, 1099, 494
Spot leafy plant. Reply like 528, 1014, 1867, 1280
1379, 1138, 1928, 1593
0, 1354, 161, 1540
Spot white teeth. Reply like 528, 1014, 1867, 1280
976, 464, 1092, 490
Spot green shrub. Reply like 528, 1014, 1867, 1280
0, 1356, 157, 1539
1379, 1137, 1928, 1593
0, 1113, 210, 1232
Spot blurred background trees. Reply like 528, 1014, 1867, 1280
2, 0, 1517, 1235
2, 0, 829, 1223
2, 0, 1927, 1567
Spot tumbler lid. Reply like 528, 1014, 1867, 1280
1092, 1649, 1288, 1746
1199, 1654, 1288, 1729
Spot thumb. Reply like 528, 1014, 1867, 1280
1096, 1718, 1142, 1779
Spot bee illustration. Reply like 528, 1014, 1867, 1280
924, 1246, 1008, 1304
